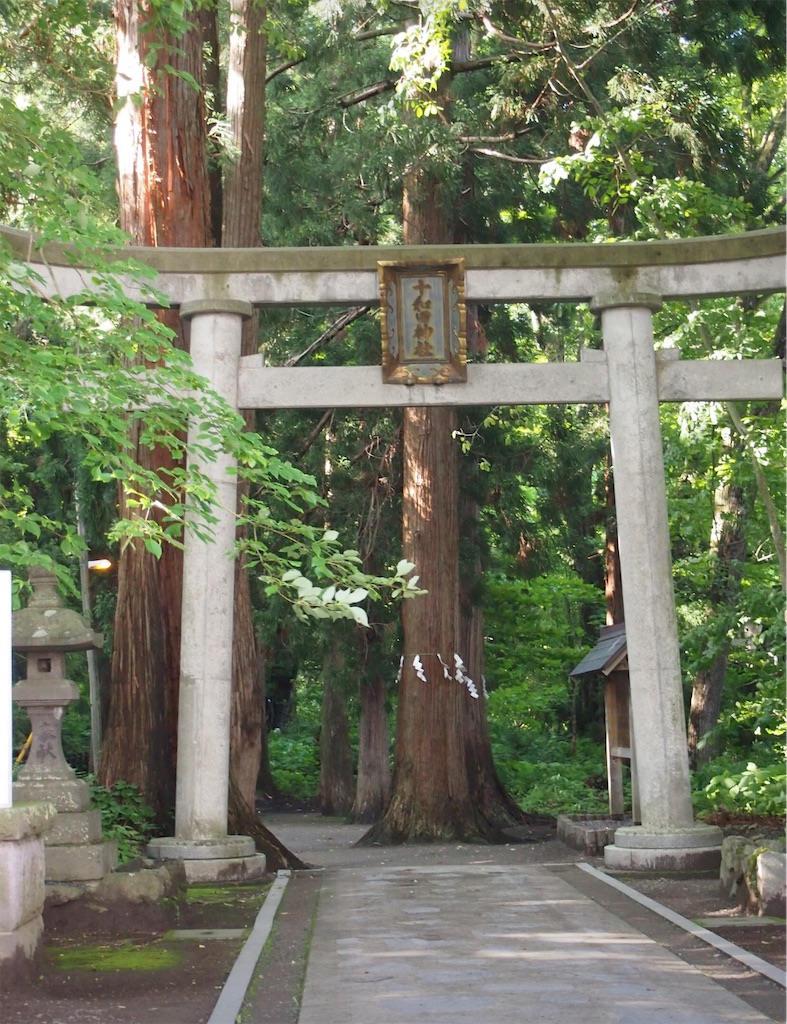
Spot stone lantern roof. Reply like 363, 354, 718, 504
12, 565, 102, 652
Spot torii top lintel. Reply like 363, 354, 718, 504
2, 224, 785, 308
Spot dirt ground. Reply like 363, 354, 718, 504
1, 812, 783, 1024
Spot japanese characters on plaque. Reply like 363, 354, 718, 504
378, 259, 467, 384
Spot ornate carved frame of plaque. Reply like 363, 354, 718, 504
378, 259, 467, 385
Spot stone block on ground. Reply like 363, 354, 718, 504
0, 915, 44, 989
719, 835, 756, 897
182, 853, 267, 884
719, 834, 786, 916
557, 813, 631, 855
94, 859, 186, 904
755, 850, 786, 919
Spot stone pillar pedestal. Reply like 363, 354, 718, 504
593, 294, 722, 871
147, 835, 266, 883
147, 300, 265, 883
603, 824, 725, 872
0, 802, 55, 987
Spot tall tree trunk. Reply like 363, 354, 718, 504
106, 1, 304, 867
317, 648, 355, 816
460, 489, 526, 828
368, 400, 493, 841
348, 629, 392, 823
256, 653, 277, 797
101, 1, 212, 820
687, 479, 747, 767
363, 40, 518, 842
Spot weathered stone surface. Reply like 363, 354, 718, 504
557, 814, 630, 854
13, 776, 90, 813
604, 843, 722, 872
46, 808, 103, 846
44, 881, 95, 906
613, 823, 723, 850
182, 853, 267, 884
0, 915, 44, 989
45, 839, 117, 882
756, 850, 786, 918
719, 835, 756, 896
93, 860, 186, 904
148, 835, 256, 860
719, 834, 786, 916
0, 836, 47, 931
0, 802, 55, 842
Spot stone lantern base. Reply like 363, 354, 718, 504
13, 778, 117, 883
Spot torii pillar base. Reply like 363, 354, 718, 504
604, 823, 723, 872
147, 836, 267, 884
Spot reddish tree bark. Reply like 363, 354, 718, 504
348, 630, 392, 824
101, 2, 213, 820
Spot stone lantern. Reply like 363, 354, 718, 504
12, 566, 116, 883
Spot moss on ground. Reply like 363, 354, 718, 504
48, 940, 183, 973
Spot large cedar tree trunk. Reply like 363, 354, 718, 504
459, 490, 525, 828
100, 2, 213, 820
363, 56, 518, 842
368, 400, 492, 841
105, 1, 302, 866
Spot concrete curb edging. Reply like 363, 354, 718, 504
207, 869, 291, 1024
577, 862, 786, 988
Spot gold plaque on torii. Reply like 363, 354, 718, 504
378, 260, 467, 385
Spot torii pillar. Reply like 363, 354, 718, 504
147, 299, 266, 882
593, 292, 722, 870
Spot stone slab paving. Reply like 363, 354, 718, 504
297, 864, 772, 1024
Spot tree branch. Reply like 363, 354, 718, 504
285, 305, 370, 366
297, 410, 335, 459
266, 56, 306, 84
338, 53, 523, 108
469, 147, 548, 164
476, 14, 552, 53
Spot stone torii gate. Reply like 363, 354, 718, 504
6, 225, 784, 876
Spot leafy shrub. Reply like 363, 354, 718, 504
86, 776, 156, 864
693, 757, 786, 818
493, 731, 611, 815
267, 729, 320, 799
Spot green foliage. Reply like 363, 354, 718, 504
484, 572, 604, 732
693, 758, 786, 818
266, 675, 323, 799
492, 732, 610, 815
86, 777, 157, 864
267, 730, 321, 799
